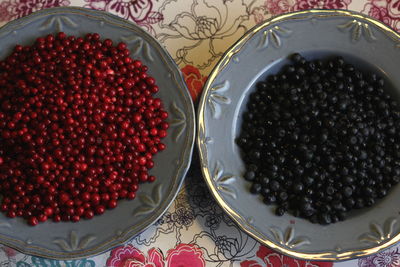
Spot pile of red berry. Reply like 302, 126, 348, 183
0, 32, 169, 226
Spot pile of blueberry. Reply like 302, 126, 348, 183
237, 53, 400, 225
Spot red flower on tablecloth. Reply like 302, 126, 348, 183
107, 244, 205, 267
84, 0, 162, 35
252, 8, 266, 24
389, 0, 400, 17
241, 260, 263, 267
362, 0, 400, 31
166, 244, 205, 267
0, 1, 12, 21
181, 65, 208, 101
1, 246, 17, 258
294, 0, 351, 10
0, 0, 70, 22
266, 0, 296, 15
240, 245, 333, 267
358, 248, 400, 267
106, 245, 164, 267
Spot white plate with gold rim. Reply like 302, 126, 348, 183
0, 7, 195, 259
198, 9, 400, 261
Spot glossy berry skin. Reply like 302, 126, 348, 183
238, 53, 400, 225
0, 32, 169, 225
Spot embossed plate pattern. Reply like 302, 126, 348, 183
0, 7, 195, 259
198, 10, 400, 261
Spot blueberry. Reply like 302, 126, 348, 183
250, 183, 262, 194
275, 206, 286, 216
238, 53, 400, 225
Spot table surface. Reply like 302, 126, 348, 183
1, 0, 400, 266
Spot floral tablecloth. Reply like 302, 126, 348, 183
1, 0, 400, 266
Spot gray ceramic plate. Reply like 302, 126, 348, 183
0, 7, 195, 260
198, 9, 400, 261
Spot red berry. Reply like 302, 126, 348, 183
53, 215, 61, 222
138, 157, 147, 166
127, 192, 136, 200
75, 207, 85, 216
71, 215, 80, 222
44, 207, 54, 216
132, 113, 142, 123
81, 192, 91, 202
91, 193, 101, 204
139, 172, 148, 182
108, 199, 117, 209
150, 128, 158, 136
38, 214, 48, 222
28, 216, 39, 226
95, 205, 105, 215
101, 193, 110, 202
84, 209, 94, 219
6, 210, 16, 218
158, 130, 167, 138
